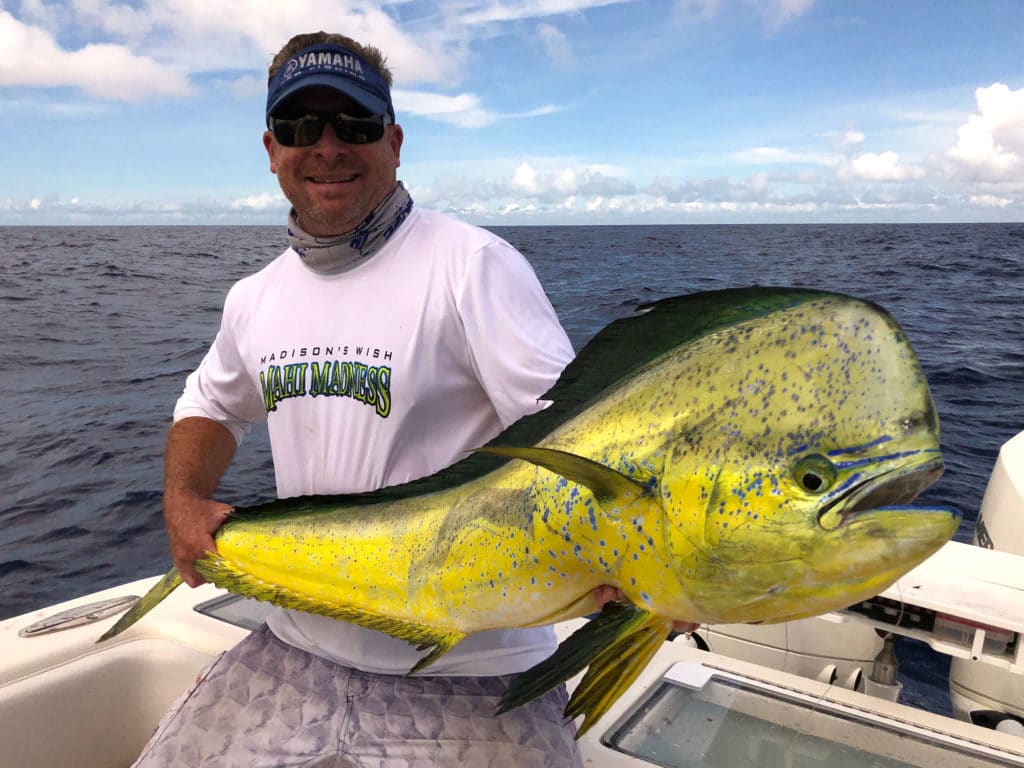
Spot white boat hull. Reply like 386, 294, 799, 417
2, 566, 1023, 768
1, 579, 246, 768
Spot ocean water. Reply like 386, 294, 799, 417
2, 223, 1022, 712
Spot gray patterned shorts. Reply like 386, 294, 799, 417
131, 626, 583, 767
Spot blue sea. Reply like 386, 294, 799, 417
2, 222, 1022, 714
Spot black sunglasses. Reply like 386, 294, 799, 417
268, 110, 392, 147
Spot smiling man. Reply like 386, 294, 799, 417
265, 86, 403, 236
134, 31, 585, 768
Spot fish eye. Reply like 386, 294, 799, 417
793, 454, 837, 494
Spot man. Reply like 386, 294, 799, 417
134, 31, 584, 767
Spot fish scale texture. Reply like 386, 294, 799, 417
131, 626, 582, 768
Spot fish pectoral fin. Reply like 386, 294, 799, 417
194, 554, 465, 674
497, 601, 672, 737
476, 446, 647, 505
565, 606, 673, 736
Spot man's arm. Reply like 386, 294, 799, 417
163, 416, 237, 587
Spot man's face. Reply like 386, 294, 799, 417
264, 86, 403, 237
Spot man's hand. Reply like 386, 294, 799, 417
162, 417, 238, 588
591, 585, 700, 634
164, 493, 232, 587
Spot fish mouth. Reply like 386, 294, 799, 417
819, 457, 945, 529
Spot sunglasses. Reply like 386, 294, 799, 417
268, 110, 392, 147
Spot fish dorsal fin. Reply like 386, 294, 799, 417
497, 601, 673, 737
494, 286, 841, 450
194, 554, 464, 671
231, 287, 839, 519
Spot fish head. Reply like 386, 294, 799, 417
656, 293, 960, 624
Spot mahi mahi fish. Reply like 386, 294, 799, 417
100, 287, 960, 735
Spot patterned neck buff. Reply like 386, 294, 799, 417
286, 182, 413, 274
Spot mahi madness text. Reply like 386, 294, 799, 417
260, 361, 391, 417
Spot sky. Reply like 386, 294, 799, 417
1, 0, 1023, 226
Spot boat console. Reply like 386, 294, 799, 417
848, 540, 1023, 678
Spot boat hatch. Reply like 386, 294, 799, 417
601, 663, 1024, 768
194, 592, 273, 630
18, 596, 139, 637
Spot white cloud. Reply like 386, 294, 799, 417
70, 0, 156, 40
0, 2, 456, 99
395, 90, 497, 128
843, 151, 925, 182
969, 194, 1014, 208
946, 82, 1024, 181
552, 168, 577, 193
839, 130, 864, 150
0, 9, 192, 99
228, 74, 266, 100
671, 0, 723, 24
673, 0, 816, 29
395, 88, 559, 128
455, 0, 630, 26
752, 0, 815, 27
496, 160, 635, 203
537, 22, 573, 68
230, 192, 285, 211
510, 162, 540, 194
153, 1, 454, 84
733, 146, 836, 165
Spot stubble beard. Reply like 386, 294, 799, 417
296, 195, 363, 237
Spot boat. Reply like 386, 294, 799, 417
3, 430, 1022, 768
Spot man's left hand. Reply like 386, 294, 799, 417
591, 585, 700, 634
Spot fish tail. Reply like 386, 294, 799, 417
96, 566, 184, 642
